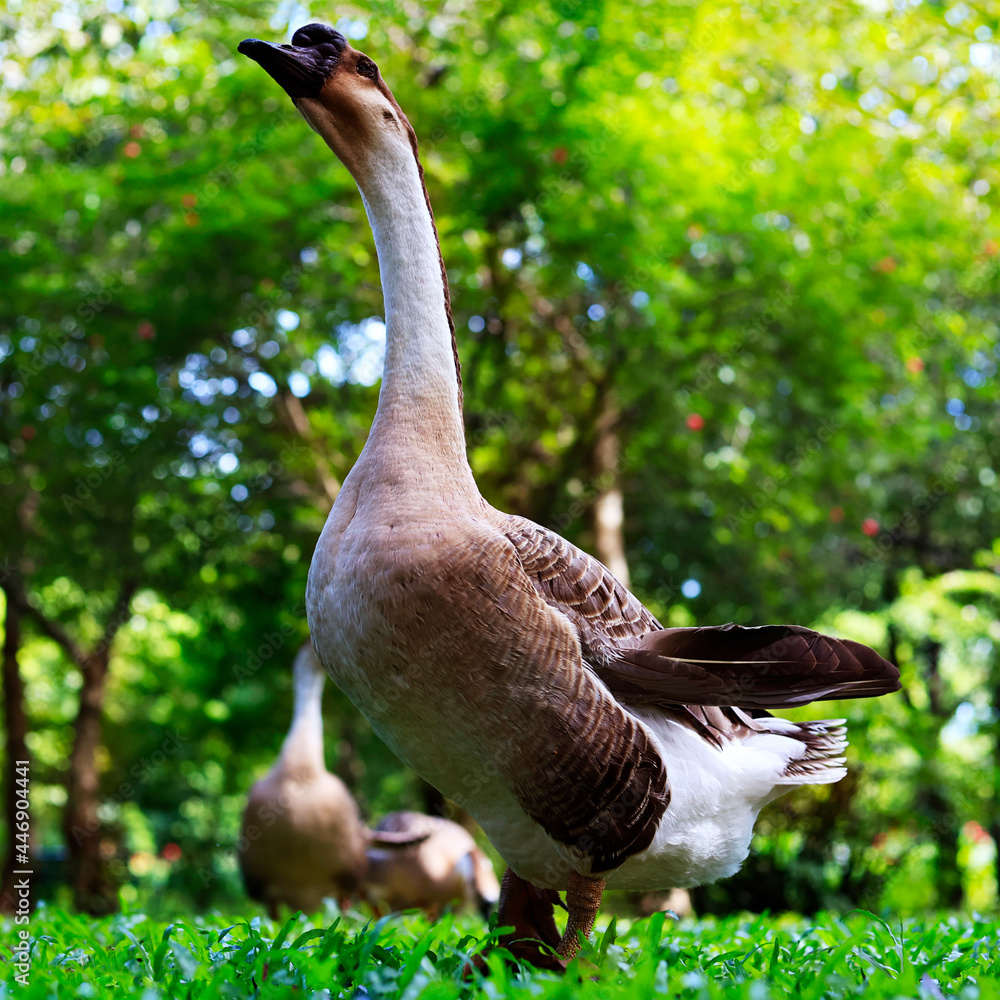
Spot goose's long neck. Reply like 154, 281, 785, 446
280, 649, 326, 776
355, 140, 470, 472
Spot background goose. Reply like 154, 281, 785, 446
238, 27, 900, 966
239, 641, 423, 918
239, 641, 370, 918
366, 810, 500, 919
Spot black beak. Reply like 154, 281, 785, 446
238, 24, 348, 100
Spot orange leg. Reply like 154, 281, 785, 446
468, 869, 605, 974
555, 871, 606, 960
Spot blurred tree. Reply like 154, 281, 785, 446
1, 0, 999, 913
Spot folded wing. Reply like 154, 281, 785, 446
601, 623, 900, 710
503, 515, 900, 711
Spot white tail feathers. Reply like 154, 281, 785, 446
775, 719, 850, 785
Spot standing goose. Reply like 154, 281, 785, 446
240, 641, 423, 917
239, 641, 369, 917
238, 27, 900, 965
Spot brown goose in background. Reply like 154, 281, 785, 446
239, 642, 369, 917
366, 811, 500, 919
239, 642, 422, 918
238, 27, 900, 967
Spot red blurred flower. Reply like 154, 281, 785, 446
963, 821, 990, 844
161, 842, 183, 862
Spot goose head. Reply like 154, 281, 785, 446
238, 24, 415, 183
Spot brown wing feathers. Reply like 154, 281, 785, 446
501, 516, 898, 869
492, 541, 670, 874
504, 517, 899, 711
503, 517, 658, 661
601, 623, 901, 710
510, 704, 669, 875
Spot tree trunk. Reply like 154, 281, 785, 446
593, 389, 630, 587
917, 781, 964, 909
915, 640, 963, 908
1, 591, 30, 914
63, 649, 119, 915
7, 578, 134, 913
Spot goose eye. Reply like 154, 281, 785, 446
356, 56, 378, 80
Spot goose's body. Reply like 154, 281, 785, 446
366, 811, 500, 917
239, 642, 368, 917
239, 26, 900, 963
310, 497, 855, 893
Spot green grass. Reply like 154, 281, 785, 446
3, 907, 999, 998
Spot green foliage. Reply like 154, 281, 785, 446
3, 908, 1000, 998
1, 0, 999, 917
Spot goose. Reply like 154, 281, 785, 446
238, 27, 900, 966
365, 810, 500, 919
239, 641, 421, 918
239, 641, 369, 917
